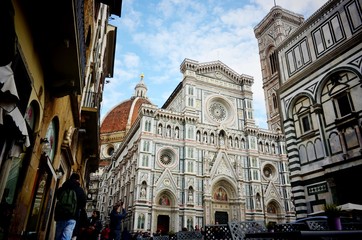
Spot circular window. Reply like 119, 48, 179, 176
160, 153, 172, 165
158, 148, 176, 167
207, 97, 234, 124
263, 164, 275, 179
209, 102, 227, 121
107, 146, 114, 156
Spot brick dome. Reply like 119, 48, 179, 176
101, 74, 151, 134
100, 97, 151, 133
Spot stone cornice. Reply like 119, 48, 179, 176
180, 58, 254, 86
254, 6, 304, 38
245, 126, 284, 141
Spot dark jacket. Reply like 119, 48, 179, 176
109, 208, 127, 230
54, 178, 87, 221
121, 228, 131, 240
89, 216, 103, 234
73, 208, 89, 238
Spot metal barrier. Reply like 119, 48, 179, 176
176, 231, 203, 240
205, 224, 232, 240
306, 220, 329, 231
274, 223, 308, 232
203, 220, 362, 240
153, 235, 170, 240
228, 221, 267, 240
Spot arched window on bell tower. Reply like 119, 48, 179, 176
269, 51, 278, 74
272, 93, 278, 110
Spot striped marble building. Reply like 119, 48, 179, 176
255, 0, 362, 218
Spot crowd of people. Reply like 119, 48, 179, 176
53, 173, 207, 240
54, 173, 128, 240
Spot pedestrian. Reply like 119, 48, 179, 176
109, 202, 127, 240
54, 173, 87, 240
136, 231, 143, 240
200, 227, 205, 236
80, 210, 102, 240
73, 207, 89, 239
121, 226, 131, 240
101, 224, 111, 240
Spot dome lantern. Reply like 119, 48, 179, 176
134, 73, 148, 98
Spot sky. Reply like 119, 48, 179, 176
101, 0, 329, 129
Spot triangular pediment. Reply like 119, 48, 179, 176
154, 168, 177, 193
199, 71, 236, 85
180, 58, 253, 86
195, 61, 243, 85
210, 150, 237, 181
264, 181, 282, 203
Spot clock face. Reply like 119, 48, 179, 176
88, 193, 92, 198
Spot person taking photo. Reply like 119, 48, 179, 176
109, 202, 127, 240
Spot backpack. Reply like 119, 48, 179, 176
55, 187, 77, 219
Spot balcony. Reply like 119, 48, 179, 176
81, 91, 101, 172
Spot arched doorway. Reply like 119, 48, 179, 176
266, 201, 281, 223
157, 215, 170, 234
213, 186, 230, 224
215, 211, 228, 224
208, 179, 239, 224
153, 191, 177, 234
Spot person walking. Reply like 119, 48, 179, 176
121, 227, 131, 240
54, 173, 87, 240
80, 210, 102, 240
72, 207, 89, 239
100, 224, 111, 240
89, 210, 103, 239
109, 202, 127, 240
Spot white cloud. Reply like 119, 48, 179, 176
123, 52, 140, 69
220, 4, 266, 28
117, 2, 142, 31
102, 0, 329, 129
253, 0, 329, 16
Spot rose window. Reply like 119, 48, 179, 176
160, 154, 172, 165
158, 148, 177, 167
209, 102, 227, 122
263, 164, 275, 179
206, 97, 234, 124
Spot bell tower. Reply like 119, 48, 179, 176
254, 6, 304, 131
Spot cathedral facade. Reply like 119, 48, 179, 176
97, 59, 295, 234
